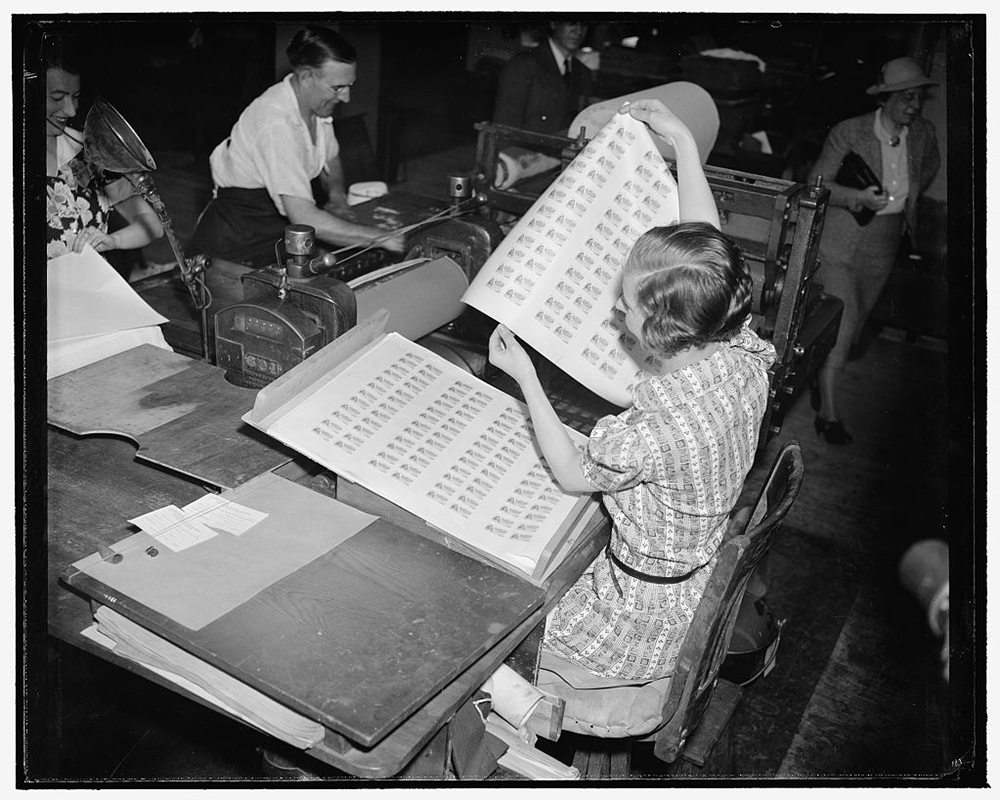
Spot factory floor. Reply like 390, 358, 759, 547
31, 113, 970, 786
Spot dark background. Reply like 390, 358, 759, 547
22, 13, 961, 336
23, 15, 950, 171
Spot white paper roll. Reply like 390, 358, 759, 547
494, 147, 562, 190
568, 81, 720, 164
353, 257, 468, 341
482, 663, 546, 734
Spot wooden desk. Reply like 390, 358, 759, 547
47, 344, 295, 490
47, 350, 609, 779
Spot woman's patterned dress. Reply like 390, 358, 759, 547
46, 129, 133, 260
543, 320, 776, 681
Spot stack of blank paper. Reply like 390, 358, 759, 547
88, 606, 325, 748
47, 246, 172, 379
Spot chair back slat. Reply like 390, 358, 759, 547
654, 441, 803, 762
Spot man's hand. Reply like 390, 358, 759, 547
378, 232, 406, 254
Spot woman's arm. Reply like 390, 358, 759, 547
807, 121, 887, 215
69, 194, 163, 254
623, 99, 720, 229
488, 325, 593, 493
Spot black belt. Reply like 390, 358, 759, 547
605, 541, 703, 597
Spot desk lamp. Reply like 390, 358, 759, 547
83, 97, 211, 361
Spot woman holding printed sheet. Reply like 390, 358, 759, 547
489, 99, 775, 681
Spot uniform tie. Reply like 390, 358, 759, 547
563, 57, 573, 88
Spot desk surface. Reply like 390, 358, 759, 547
63, 481, 546, 748
47, 344, 294, 491
48, 424, 608, 778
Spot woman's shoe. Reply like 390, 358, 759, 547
814, 416, 853, 445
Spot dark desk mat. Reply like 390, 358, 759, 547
65, 515, 544, 749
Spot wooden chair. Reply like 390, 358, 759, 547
543, 441, 804, 778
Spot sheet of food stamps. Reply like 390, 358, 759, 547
463, 111, 682, 408
265, 333, 593, 577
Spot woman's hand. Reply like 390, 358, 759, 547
619, 97, 719, 227
619, 98, 695, 149
70, 226, 116, 254
855, 186, 890, 212
489, 324, 536, 385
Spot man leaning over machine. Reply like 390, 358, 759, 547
189, 25, 405, 269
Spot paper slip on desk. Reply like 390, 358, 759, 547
63, 470, 545, 748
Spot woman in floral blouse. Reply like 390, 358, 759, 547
45, 34, 162, 261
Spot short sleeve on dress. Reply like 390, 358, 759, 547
103, 175, 139, 207
582, 412, 653, 492
729, 315, 777, 371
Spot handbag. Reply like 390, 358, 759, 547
835, 151, 883, 226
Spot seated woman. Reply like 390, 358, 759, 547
45, 34, 163, 261
188, 25, 404, 268
489, 99, 775, 683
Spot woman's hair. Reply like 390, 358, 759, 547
287, 26, 357, 70
623, 222, 753, 357
40, 30, 84, 76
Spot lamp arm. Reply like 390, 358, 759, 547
125, 171, 213, 362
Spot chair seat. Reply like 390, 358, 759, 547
535, 650, 672, 738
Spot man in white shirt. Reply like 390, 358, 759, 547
189, 26, 403, 268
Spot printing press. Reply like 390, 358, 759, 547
135, 111, 842, 454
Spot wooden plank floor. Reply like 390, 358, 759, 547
764, 333, 952, 780
119, 143, 957, 781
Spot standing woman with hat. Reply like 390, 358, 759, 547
807, 57, 940, 444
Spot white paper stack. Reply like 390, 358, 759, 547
86, 606, 325, 749
47, 246, 173, 379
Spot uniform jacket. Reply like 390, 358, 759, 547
808, 110, 940, 248
492, 43, 594, 134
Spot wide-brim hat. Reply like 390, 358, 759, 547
866, 57, 938, 95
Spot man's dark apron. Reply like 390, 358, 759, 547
188, 179, 328, 270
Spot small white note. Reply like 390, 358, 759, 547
129, 505, 218, 552
182, 494, 269, 536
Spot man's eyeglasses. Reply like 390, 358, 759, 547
324, 83, 353, 97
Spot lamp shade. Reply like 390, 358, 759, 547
83, 97, 157, 174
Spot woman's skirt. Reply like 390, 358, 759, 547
815, 209, 904, 370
